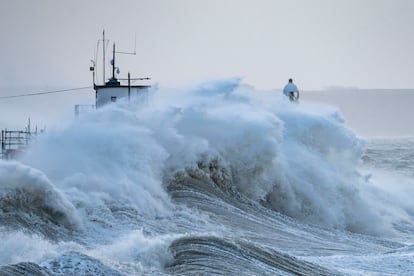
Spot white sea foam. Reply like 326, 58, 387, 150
0, 160, 81, 229
22, 105, 174, 219
88, 229, 175, 273
3, 79, 414, 274
0, 231, 82, 266
17, 78, 412, 235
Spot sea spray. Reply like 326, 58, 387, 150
20, 79, 404, 235
0, 161, 81, 236
2, 79, 414, 274
22, 105, 173, 219
146, 79, 389, 234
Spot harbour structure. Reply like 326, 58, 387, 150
0, 119, 40, 160
90, 31, 151, 108
0, 31, 147, 160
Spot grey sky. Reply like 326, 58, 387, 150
0, 0, 414, 137
1, 0, 413, 90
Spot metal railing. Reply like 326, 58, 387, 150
74, 104, 96, 117
1, 120, 39, 160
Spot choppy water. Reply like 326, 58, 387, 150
1, 79, 414, 275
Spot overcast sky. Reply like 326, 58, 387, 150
0, 0, 414, 136
1, 0, 413, 90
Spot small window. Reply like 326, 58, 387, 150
111, 96, 117, 102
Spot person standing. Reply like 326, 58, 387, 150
283, 78, 299, 101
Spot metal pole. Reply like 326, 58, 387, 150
1, 130, 3, 159
112, 43, 115, 80
128, 72, 131, 102
103, 30, 105, 84
92, 62, 95, 86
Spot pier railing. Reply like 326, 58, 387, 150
74, 104, 96, 117
0, 120, 39, 160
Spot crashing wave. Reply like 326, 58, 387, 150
18, 79, 406, 236
0, 161, 80, 239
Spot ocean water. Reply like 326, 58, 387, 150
1, 79, 414, 275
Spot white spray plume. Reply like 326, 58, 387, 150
18, 78, 414, 235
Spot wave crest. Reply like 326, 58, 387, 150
0, 161, 80, 238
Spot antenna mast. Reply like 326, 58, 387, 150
115, 33, 137, 55
102, 30, 106, 84
112, 43, 116, 80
